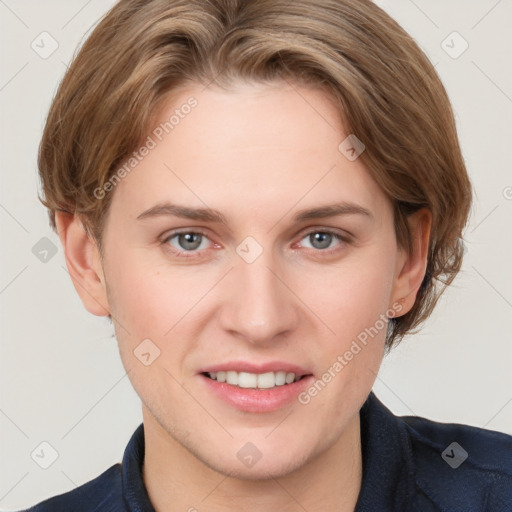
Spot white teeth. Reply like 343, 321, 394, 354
257, 372, 276, 389
226, 371, 238, 385
238, 372, 258, 388
206, 370, 301, 389
275, 371, 286, 386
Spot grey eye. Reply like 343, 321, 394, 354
172, 232, 205, 251
303, 232, 337, 250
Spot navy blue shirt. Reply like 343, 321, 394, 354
18, 392, 512, 511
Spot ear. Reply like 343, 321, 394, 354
55, 211, 111, 317
389, 208, 431, 316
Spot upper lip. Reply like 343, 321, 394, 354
199, 361, 312, 378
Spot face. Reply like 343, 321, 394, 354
96, 81, 410, 479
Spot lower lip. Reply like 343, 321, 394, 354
199, 374, 315, 413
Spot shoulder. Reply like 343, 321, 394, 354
399, 413, 512, 511
17, 464, 123, 512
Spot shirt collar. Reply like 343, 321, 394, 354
355, 392, 416, 511
121, 422, 155, 511
121, 391, 414, 511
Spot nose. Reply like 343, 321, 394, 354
218, 250, 300, 346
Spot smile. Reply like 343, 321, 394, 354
203, 370, 304, 389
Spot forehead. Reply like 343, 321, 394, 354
108, 80, 390, 225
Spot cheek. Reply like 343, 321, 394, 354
102, 251, 177, 375
295, 255, 393, 422
105, 246, 175, 328
103, 247, 216, 378
301, 244, 395, 392
307, 246, 396, 338
104, 255, 191, 405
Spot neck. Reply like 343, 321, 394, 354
142, 410, 362, 512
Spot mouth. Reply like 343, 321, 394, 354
201, 370, 309, 389
197, 364, 314, 413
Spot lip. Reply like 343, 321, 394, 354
197, 361, 314, 413
198, 360, 311, 378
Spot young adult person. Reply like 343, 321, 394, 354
20, 0, 512, 510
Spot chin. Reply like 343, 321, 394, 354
205, 452, 310, 481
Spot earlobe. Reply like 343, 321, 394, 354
55, 211, 111, 317
389, 208, 432, 316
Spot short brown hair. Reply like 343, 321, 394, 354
37, 0, 472, 349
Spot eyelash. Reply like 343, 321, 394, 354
160, 228, 351, 259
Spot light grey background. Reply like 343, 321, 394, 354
1, 0, 511, 509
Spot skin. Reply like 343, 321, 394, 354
56, 80, 431, 512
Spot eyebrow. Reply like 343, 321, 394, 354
136, 201, 373, 224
